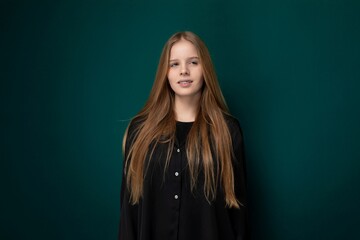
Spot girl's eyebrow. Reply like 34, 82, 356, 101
169, 56, 199, 62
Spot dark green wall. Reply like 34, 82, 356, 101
2, 0, 360, 239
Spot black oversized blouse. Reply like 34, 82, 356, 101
119, 116, 249, 240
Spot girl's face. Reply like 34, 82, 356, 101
167, 39, 204, 100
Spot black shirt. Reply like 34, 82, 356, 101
119, 116, 249, 240
175, 121, 193, 146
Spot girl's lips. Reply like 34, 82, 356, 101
177, 80, 193, 84
178, 80, 193, 87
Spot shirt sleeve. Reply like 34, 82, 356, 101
118, 120, 139, 240
120, 122, 133, 210
228, 118, 250, 240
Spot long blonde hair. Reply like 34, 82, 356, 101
123, 31, 240, 208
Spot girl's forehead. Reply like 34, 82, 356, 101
170, 40, 199, 58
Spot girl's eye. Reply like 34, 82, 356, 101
190, 61, 198, 65
170, 62, 178, 67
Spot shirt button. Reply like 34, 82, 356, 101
174, 195, 179, 199
175, 172, 179, 176
177, 149, 180, 153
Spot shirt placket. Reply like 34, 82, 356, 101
169, 144, 183, 240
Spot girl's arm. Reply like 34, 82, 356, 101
229, 118, 250, 240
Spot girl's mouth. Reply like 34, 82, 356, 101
177, 80, 193, 87
178, 80, 193, 84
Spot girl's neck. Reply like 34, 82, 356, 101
174, 95, 200, 122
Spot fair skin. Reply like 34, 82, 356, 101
167, 39, 204, 122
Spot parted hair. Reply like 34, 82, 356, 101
123, 31, 240, 208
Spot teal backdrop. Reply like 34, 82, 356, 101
2, 0, 360, 239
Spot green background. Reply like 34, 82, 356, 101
2, 0, 360, 239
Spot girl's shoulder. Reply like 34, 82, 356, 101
124, 116, 144, 148
127, 116, 144, 135
224, 114, 242, 133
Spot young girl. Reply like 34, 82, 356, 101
119, 31, 249, 240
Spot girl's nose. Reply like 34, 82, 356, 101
180, 65, 189, 76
